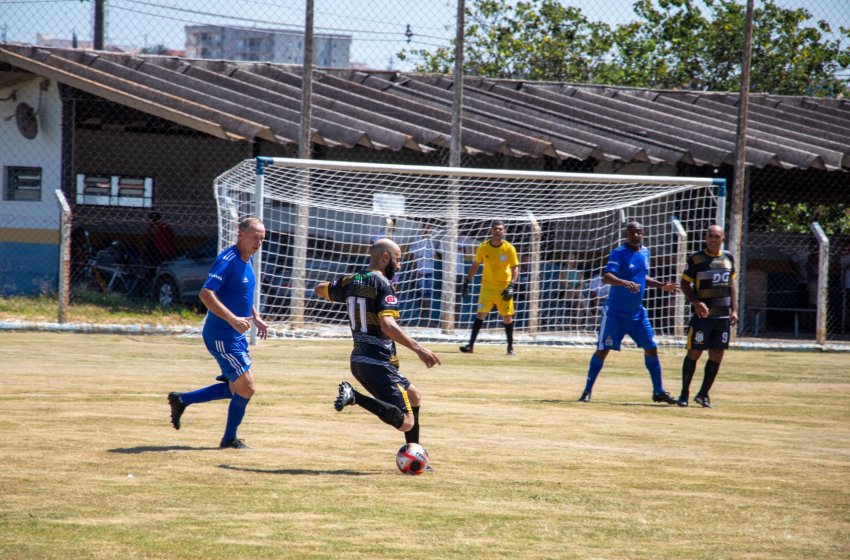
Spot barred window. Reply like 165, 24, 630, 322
75, 174, 153, 207
4, 166, 42, 202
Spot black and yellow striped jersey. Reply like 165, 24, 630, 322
681, 249, 736, 319
328, 270, 401, 367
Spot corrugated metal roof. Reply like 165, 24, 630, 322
2, 44, 848, 171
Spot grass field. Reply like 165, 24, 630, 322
1, 333, 848, 559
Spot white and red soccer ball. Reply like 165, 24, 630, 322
396, 443, 429, 475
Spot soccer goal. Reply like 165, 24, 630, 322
214, 157, 725, 346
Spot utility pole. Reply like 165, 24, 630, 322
728, 0, 755, 335
93, 0, 105, 50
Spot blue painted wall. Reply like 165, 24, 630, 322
0, 242, 59, 296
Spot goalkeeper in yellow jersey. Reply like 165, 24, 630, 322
459, 220, 520, 355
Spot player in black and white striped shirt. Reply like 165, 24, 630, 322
315, 238, 440, 448
677, 225, 738, 408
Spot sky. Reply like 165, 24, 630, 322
1, 0, 848, 71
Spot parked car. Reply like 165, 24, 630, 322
152, 239, 217, 307
151, 236, 348, 311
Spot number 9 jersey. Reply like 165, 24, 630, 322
327, 271, 401, 367
681, 249, 736, 319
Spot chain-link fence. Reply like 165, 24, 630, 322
1, 0, 849, 344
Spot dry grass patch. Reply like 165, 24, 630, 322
0, 333, 848, 559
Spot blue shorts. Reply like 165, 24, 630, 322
596, 305, 657, 351
350, 358, 412, 414
203, 335, 252, 382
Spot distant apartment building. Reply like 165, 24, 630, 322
185, 25, 351, 67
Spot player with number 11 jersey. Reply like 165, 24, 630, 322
315, 238, 440, 459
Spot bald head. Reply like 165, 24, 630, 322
706, 224, 724, 253
370, 238, 402, 280
370, 238, 399, 260
624, 221, 644, 249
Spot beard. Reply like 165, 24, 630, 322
384, 260, 398, 282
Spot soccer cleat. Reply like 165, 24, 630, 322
459, 345, 474, 353
334, 381, 355, 411
507, 348, 515, 355
167, 392, 186, 430
677, 394, 689, 407
694, 394, 712, 408
652, 391, 678, 405
219, 437, 249, 449
578, 391, 592, 402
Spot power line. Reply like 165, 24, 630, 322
118, 0, 450, 40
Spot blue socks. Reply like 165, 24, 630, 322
584, 354, 605, 393
179, 382, 232, 405
645, 354, 663, 393
222, 394, 250, 443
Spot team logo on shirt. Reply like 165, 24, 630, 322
500, 254, 507, 261
385, 295, 398, 305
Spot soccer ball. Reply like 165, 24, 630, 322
396, 443, 429, 475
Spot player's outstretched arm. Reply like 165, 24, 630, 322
314, 282, 330, 301
603, 271, 640, 293
647, 276, 679, 293
379, 315, 441, 368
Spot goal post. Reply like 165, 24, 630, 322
214, 157, 725, 347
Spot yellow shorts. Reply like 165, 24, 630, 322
477, 285, 514, 317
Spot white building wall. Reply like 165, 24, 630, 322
0, 77, 63, 232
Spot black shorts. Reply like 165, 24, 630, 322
686, 317, 731, 350
350, 359, 413, 414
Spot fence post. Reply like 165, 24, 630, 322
55, 189, 71, 324
811, 222, 829, 345
527, 211, 541, 335
250, 159, 266, 345
671, 217, 687, 338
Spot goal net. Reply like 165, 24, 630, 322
214, 158, 724, 347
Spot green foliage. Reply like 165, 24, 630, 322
751, 201, 850, 234
400, 0, 613, 81
140, 44, 171, 55
400, 0, 850, 96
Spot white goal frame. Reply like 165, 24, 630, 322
214, 157, 726, 346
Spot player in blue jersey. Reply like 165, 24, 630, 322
578, 222, 680, 405
167, 217, 268, 449
315, 238, 441, 451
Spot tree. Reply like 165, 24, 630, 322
399, 0, 614, 82
400, 0, 850, 96
610, 0, 850, 95
140, 44, 171, 55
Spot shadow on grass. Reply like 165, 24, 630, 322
537, 399, 676, 407
109, 445, 220, 453
218, 464, 380, 477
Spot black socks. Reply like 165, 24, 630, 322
405, 406, 420, 444
681, 356, 697, 396
698, 360, 721, 397
469, 318, 483, 347
353, 388, 405, 429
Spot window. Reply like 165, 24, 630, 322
4, 166, 42, 201
76, 174, 153, 207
